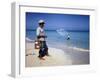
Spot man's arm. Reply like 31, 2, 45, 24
36, 27, 40, 36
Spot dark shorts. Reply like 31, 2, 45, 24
38, 41, 48, 57
40, 41, 48, 48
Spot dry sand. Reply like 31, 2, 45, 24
25, 42, 72, 67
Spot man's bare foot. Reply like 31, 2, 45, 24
40, 57, 45, 60
38, 56, 45, 60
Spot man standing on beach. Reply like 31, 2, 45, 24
36, 19, 49, 60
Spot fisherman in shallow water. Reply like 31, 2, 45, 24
65, 31, 70, 40
67, 34, 70, 40
36, 20, 49, 60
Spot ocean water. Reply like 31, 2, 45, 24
26, 30, 89, 50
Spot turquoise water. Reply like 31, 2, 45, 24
26, 30, 89, 50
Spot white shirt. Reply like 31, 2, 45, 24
36, 27, 45, 41
36, 27, 45, 36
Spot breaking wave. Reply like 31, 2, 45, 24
68, 46, 89, 52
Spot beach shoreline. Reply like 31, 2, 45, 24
25, 41, 72, 67
25, 38, 89, 67
47, 42, 89, 65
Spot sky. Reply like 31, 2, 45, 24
26, 12, 89, 31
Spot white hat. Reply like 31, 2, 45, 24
38, 20, 45, 24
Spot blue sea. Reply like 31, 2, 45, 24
26, 30, 89, 50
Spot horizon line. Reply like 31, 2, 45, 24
26, 29, 89, 32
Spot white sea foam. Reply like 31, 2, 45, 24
68, 46, 89, 52
26, 37, 34, 42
